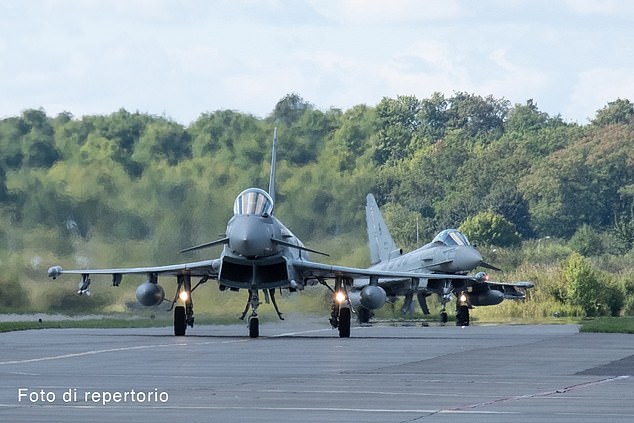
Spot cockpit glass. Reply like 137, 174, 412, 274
432, 229, 471, 246
233, 188, 274, 216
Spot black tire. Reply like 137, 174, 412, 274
338, 307, 351, 338
357, 307, 371, 324
456, 305, 470, 326
440, 311, 448, 324
249, 317, 259, 338
174, 306, 186, 336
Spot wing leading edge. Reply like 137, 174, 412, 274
47, 259, 220, 279
292, 258, 479, 283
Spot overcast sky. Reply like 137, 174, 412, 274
1, 0, 633, 125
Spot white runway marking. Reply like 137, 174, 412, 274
0, 338, 248, 366
0, 326, 343, 366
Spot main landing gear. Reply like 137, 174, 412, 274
171, 275, 208, 336
438, 303, 469, 326
240, 288, 285, 338
438, 282, 470, 326
455, 290, 470, 327
327, 275, 352, 338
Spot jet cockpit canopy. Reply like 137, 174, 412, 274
233, 188, 274, 216
432, 229, 471, 246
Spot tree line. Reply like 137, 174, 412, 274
1, 93, 633, 316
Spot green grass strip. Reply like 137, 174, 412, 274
578, 317, 634, 334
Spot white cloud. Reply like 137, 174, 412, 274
1, 0, 633, 123
567, 67, 634, 122
564, 0, 634, 16
310, 0, 465, 25
479, 49, 549, 103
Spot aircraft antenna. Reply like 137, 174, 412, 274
268, 127, 277, 209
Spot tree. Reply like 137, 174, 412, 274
459, 210, 521, 247
613, 212, 634, 254
329, 105, 377, 172
446, 92, 509, 139
569, 224, 603, 257
0, 109, 60, 169
592, 98, 634, 127
563, 253, 624, 317
563, 253, 601, 316
132, 118, 191, 166
373, 95, 421, 165
270, 93, 313, 126
519, 123, 634, 237
0, 165, 7, 201
281, 108, 337, 165
0, 277, 28, 311
484, 187, 534, 239
505, 99, 554, 133
417, 92, 449, 142
381, 202, 425, 250
189, 110, 261, 160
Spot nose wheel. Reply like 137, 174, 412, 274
248, 316, 259, 338
241, 290, 262, 338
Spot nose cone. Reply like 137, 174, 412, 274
228, 215, 275, 258
453, 247, 483, 272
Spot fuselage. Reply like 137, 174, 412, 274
217, 188, 306, 290
370, 229, 483, 275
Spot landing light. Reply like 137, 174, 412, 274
459, 293, 468, 304
335, 291, 346, 303
179, 291, 189, 302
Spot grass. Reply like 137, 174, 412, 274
0, 313, 250, 333
578, 317, 634, 334
0, 319, 170, 333
3, 316, 634, 334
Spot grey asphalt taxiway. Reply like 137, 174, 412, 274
1, 317, 633, 422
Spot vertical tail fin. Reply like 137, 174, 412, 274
366, 194, 401, 264
268, 127, 277, 208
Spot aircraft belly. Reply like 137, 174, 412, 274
218, 256, 290, 289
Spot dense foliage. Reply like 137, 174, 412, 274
1, 93, 633, 318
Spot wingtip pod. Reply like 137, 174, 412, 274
47, 265, 63, 279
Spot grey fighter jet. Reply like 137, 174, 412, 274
348, 194, 534, 326
47, 130, 482, 338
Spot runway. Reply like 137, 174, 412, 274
1, 316, 633, 422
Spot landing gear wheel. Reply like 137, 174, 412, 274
440, 311, 448, 325
249, 316, 259, 338
338, 307, 351, 338
456, 305, 470, 326
358, 307, 371, 324
174, 306, 186, 336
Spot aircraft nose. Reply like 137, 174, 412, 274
453, 247, 483, 271
228, 216, 274, 258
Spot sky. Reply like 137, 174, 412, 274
1, 0, 633, 125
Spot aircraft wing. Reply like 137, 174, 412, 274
292, 259, 475, 283
47, 259, 220, 279
483, 280, 534, 289
292, 259, 534, 292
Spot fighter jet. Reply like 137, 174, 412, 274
47, 130, 482, 338
348, 194, 534, 326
